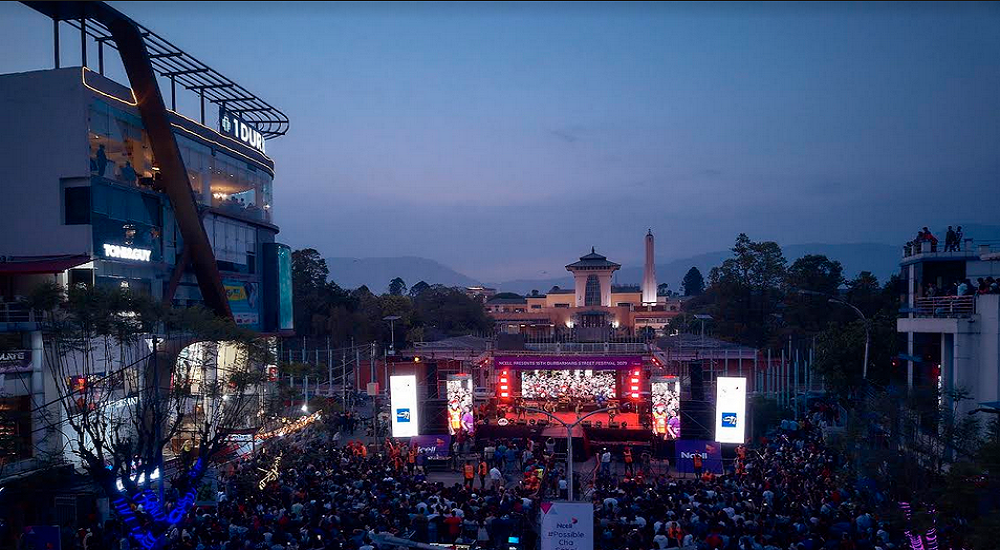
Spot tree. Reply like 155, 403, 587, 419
682, 267, 704, 296
388, 277, 407, 296
657, 282, 671, 297
409, 281, 431, 297
781, 254, 844, 335
412, 286, 492, 340
25, 283, 271, 548
492, 292, 522, 300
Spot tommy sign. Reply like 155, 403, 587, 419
220, 109, 266, 154
103, 244, 152, 262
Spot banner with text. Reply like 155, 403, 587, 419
540, 501, 593, 550
495, 355, 642, 370
674, 439, 723, 474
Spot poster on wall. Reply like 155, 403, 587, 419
390, 375, 419, 438
224, 280, 260, 328
446, 374, 474, 435
715, 376, 747, 444
650, 376, 681, 439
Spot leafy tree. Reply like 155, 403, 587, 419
681, 267, 704, 296
493, 292, 523, 300
781, 254, 844, 335
413, 285, 492, 340
409, 281, 431, 297
388, 277, 407, 296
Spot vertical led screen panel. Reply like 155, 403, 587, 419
276, 244, 294, 330
715, 376, 747, 444
651, 376, 681, 439
390, 375, 419, 437
446, 374, 474, 435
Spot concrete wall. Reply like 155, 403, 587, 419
975, 294, 1000, 407
0, 68, 92, 257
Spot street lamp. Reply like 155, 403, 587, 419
524, 406, 612, 502
795, 289, 869, 380
383, 315, 401, 356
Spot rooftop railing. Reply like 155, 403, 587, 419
902, 239, 1000, 259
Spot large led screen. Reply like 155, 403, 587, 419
715, 376, 747, 444
446, 374, 474, 435
520, 370, 615, 400
390, 375, 419, 437
651, 376, 681, 439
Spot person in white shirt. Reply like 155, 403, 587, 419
489, 466, 504, 488
652, 532, 669, 549
600, 449, 612, 476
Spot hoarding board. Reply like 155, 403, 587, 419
715, 376, 747, 444
540, 502, 593, 550
390, 375, 419, 437
495, 355, 641, 370
675, 439, 723, 474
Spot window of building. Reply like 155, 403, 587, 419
89, 100, 154, 189
530, 304, 541, 309
555, 303, 569, 308
585, 275, 601, 306
64, 187, 91, 225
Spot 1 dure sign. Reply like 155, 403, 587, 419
219, 109, 266, 154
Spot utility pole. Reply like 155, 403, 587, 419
525, 407, 611, 502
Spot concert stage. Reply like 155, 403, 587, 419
498, 410, 642, 430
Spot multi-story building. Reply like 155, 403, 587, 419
896, 237, 1000, 416
0, 2, 292, 484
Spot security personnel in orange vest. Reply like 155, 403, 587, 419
478, 460, 489, 489
623, 446, 634, 476
692, 453, 703, 478
463, 461, 475, 489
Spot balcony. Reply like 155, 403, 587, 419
911, 296, 976, 318
902, 239, 1000, 264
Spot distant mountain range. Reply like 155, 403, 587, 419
326, 242, 908, 295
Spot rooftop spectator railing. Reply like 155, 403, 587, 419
912, 296, 976, 318
902, 238, 1000, 259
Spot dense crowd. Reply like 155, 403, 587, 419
64, 402, 901, 550
520, 370, 616, 400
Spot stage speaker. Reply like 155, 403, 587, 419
621, 421, 628, 429
689, 361, 705, 401
609, 422, 619, 429
529, 419, 536, 426
581, 421, 592, 427
538, 420, 549, 427
517, 420, 527, 426
595, 421, 603, 428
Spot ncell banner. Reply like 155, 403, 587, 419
675, 439, 723, 474
715, 376, 747, 444
409, 435, 451, 459
495, 355, 641, 370
390, 375, 419, 438
540, 502, 593, 550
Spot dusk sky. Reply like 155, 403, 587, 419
2, 2, 998, 282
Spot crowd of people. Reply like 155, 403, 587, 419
63, 400, 903, 550
909, 225, 964, 253
520, 370, 616, 400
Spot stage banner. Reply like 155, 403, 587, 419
675, 440, 723, 474
446, 374, 475, 435
409, 434, 451, 459
495, 355, 641, 370
651, 376, 681, 439
540, 502, 594, 550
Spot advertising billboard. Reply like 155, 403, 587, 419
410, 434, 452, 459
651, 376, 680, 439
715, 376, 747, 444
445, 374, 474, 435
495, 355, 642, 370
390, 375, 419, 438
224, 279, 260, 328
540, 502, 593, 550
675, 440, 724, 474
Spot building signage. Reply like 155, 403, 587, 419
540, 502, 594, 550
675, 440, 724, 474
0, 350, 31, 373
715, 376, 747, 444
103, 244, 152, 262
495, 355, 642, 370
220, 109, 266, 154
390, 375, 419, 437
224, 280, 260, 327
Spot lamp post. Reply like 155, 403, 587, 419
794, 289, 869, 380
524, 407, 612, 502
383, 315, 401, 356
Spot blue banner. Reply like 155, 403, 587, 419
674, 439, 723, 474
409, 434, 452, 459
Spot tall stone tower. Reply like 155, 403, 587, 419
642, 229, 657, 305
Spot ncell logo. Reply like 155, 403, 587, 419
396, 408, 411, 422
721, 413, 738, 427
